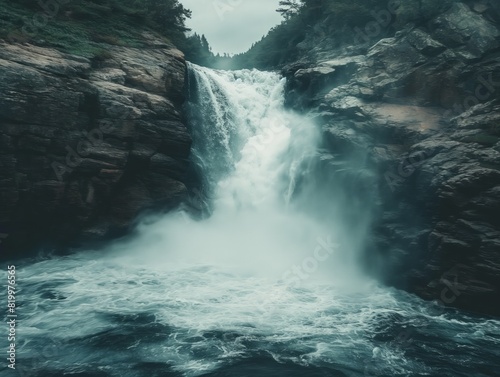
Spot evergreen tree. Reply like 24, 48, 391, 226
277, 0, 303, 19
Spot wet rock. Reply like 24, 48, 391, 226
0, 41, 191, 258
406, 29, 446, 56
431, 2, 499, 57
281, 1, 500, 316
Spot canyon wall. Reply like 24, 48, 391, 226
282, 1, 500, 315
0, 35, 191, 259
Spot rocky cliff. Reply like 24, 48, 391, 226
1, 0, 499, 317
0, 35, 191, 260
282, 1, 500, 316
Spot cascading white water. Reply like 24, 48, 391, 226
122, 63, 365, 282
9, 65, 500, 377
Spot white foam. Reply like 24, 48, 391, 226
12, 65, 500, 377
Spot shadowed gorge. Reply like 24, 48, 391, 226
1, 0, 500, 376
5, 64, 500, 377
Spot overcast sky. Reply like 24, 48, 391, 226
181, 0, 283, 55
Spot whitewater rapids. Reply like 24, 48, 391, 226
3, 65, 499, 377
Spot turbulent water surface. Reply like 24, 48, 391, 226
4, 65, 500, 377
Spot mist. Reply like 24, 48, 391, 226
103, 64, 370, 290
14, 55, 500, 377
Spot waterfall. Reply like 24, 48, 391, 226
185, 63, 318, 210
11, 65, 500, 377
135, 63, 365, 280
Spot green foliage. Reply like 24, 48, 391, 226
92, 48, 114, 62
181, 33, 216, 66
277, 0, 303, 19
230, 0, 391, 69
231, 16, 306, 69
0, 0, 194, 57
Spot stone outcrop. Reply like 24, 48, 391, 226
0, 36, 191, 259
282, 1, 500, 315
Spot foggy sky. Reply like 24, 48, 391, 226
181, 0, 283, 55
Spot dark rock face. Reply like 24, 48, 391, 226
282, 1, 500, 315
0, 39, 191, 259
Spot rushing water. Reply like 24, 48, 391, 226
3, 65, 499, 377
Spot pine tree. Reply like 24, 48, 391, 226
276, 0, 303, 18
